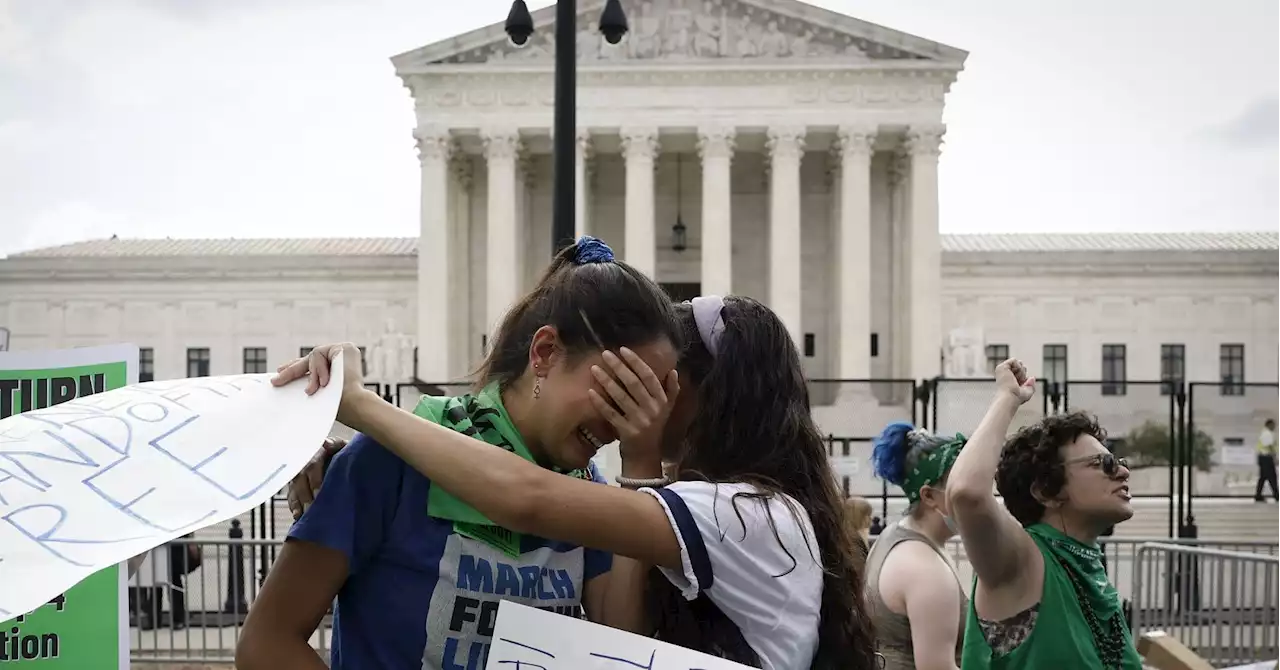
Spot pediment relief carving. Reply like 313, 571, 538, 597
433, 0, 923, 65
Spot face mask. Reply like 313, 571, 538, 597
941, 514, 958, 534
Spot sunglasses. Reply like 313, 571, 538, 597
1061, 453, 1128, 477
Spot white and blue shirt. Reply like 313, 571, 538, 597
642, 481, 824, 670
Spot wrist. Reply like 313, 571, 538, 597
338, 388, 381, 431
992, 390, 1023, 411
619, 442, 664, 480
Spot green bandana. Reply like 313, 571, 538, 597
902, 433, 965, 503
413, 384, 594, 558
1027, 523, 1132, 667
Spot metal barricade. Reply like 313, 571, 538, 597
1132, 542, 1279, 667
127, 534, 1280, 664
127, 536, 330, 665
928, 536, 1278, 611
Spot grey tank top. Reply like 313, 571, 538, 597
863, 521, 967, 670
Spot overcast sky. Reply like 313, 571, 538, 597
1, 0, 1276, 257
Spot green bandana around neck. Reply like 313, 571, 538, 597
1027, 523, 1122, 622
413, 384, 594, 558
902, 433, 966, 504
1027, 523, 1132, 667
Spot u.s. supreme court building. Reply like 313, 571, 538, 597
2, 0, 1277, 497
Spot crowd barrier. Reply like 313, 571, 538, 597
124, 534, 1279, 664
1131, 542, 1279, 667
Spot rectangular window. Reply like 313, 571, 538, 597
186, 348, 211, 378
1220, 344, 1245, 396
985, 344, 1010, 374
299, 346, 314, 359
1101, 344, 1127, 396
870, 333, 879, 358
1160, 344, 1185, 396
803, 334, 815, 358
358, 346, 368, 377
243, 347, 268, 374
139, 348, 155, 383
1043, 344, 1068, 392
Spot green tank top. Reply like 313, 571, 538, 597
960, 524, 1143, 669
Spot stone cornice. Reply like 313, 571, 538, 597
2, 250, 1269, 283
944, 250, 1278, 277
405, 70, 952, 131
401, 59, 962, 77
405, 64, 958, 94
0, 256, 416, 283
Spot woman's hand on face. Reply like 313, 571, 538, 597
588, 348, 679, 460
286, 437, 346, 520
271, 343, 366, 402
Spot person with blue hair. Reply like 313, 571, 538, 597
863, 421, 969, 670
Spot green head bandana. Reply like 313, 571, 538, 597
413, 383, 594, 557
902, 433, 966, 504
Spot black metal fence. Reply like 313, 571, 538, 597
244, 376, 1277, 547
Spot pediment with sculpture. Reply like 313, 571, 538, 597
428, 0, 934, 65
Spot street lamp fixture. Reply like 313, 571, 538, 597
671, 218, 687, 253
598, 0, 629, 45
505, 0, 628, 257
671, 153, 687, 252
504, 1, 534, 46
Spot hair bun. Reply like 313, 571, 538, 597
573, 236, 615, 264
871, 421, 914, 486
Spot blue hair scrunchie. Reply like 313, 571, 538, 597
573, 236, 615, 264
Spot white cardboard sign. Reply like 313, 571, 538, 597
0, 355, 343, 620
486, 600, 756, 670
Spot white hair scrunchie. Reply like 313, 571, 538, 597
690, 295, 726, 357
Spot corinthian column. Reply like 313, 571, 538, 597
836, 125, 876, 381
414, 126, 452, 381
906, 125, 945, 381
766, 125, 806, 346
621, 127, 659, 278
697, 125, 735, 297
482, 129, 522, 337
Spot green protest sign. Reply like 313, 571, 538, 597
0, 344, 138, 668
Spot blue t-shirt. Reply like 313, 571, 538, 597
288, 433, 613, 670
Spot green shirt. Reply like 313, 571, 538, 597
960, 525, 1143, 669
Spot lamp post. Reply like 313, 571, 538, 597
505, 0, 628, 257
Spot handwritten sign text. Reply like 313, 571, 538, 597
485, 601, 755, 670
0, 358, 343, 620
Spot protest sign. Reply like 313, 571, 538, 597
485, 601, 755, 670
0, 348, 344, 638
1, 344, 137, 667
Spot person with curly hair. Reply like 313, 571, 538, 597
863, 424, 968, 670
948, 359, 1142, 669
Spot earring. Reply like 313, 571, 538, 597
533, 376, 542, 400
